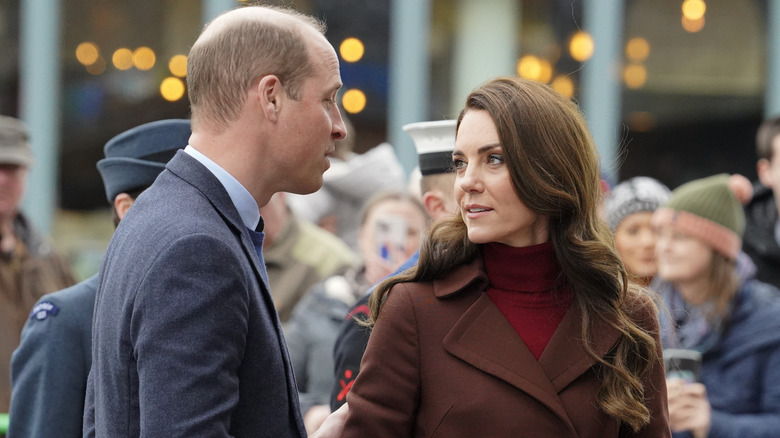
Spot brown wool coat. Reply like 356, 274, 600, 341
342, 257, 670, 438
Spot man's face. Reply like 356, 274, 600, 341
0, 163, 26, 219
759, 137, 780, 202
274, 32, 346, 195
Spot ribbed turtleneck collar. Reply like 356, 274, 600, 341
482, 240, 562, 292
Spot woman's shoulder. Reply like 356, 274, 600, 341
390, 257, 487, 300
622, 285, 662, 330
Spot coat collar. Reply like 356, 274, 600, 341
438, 256, 621, 432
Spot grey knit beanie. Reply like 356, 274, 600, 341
605, 176, 671, 231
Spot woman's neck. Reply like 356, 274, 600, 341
674, 275, 712, 306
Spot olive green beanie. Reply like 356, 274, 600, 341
652, 174, 748, 260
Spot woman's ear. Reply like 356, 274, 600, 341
113, 193, 136, 221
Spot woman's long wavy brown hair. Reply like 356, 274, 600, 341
368, 77, 659, 431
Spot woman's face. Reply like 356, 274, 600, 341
655, 225, 714, 304
614, 212, 659, 279
453, 110, 549, 247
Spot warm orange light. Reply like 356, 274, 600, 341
623, 64, 647, 89
342, 89, 366, 113
112, 48, 133, 70
340, 38, 365, 63
133, 47, 156, 71
76, 42, 100, 66
682, 0, 706, 20
86, 56, 107, 75
569, 31, 594, 62
626, 37, 650, 63
517, 55, 541, 80
169, 55, 188, 77
682, 15, 705, 33
551, 75, 575, 98
160, 77, 186, 101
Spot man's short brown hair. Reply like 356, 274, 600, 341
186, 6, 326, 131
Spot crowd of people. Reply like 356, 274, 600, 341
0, 4, 779, 438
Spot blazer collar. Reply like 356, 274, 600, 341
166, 152, 270, 289
439, 256, 621, 432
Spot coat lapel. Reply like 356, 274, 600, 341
539, 302, 621, 392
442, 287, 577, 433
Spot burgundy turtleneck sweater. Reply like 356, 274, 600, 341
482, 241, 573, 360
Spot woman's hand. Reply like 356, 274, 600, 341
667, 378, 711, 438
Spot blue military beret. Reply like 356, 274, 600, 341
96, 119, 191, 203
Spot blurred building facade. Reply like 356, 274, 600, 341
0, 0, 777, 272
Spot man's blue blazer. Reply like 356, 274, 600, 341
84, 151, 306, 437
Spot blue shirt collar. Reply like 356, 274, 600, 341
184, 145, 260, 230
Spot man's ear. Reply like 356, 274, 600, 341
422, 191, 447, 219
114, 193, 135, 221
257, 75, 283, 123
758, 158, 773, 188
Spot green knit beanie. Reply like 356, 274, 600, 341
652, 173, 749, 260
665, 174, 745, 237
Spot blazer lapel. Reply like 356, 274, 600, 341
442, 293, 577, 433
167, 152, 271, 291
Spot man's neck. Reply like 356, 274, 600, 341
0, 213, 17, 253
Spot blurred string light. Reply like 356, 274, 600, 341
625, 37, 650, 63
682, 15, 705, 32
133, 47, 156, 71
169, 54, 188, 77
569, 31, 594, 62
86, 56, 107, 75
340, 37, 365, 63
682, 0, 706, 32
623, 64, 647, 89
160, 77, 185, 101
76, 42, 100, 66
682, 0, 706, 20
516, 55, 552, 83
112, 48, 134, 70
342, 89, 366, 113
551, 75, 574, 98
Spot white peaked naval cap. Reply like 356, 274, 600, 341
403, 119, 457, 176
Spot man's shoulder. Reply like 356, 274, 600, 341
26, 276, 98, 327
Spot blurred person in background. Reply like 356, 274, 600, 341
605, 176, 671, 287
7, 119, 191, 438
330, 119, 459, 411
744, 115, 780, 288
653, 173, 780, 438
261, 192, 358, 322
0, 115, 75, 414
286, 114, 407, 252
342, 78, 669, 437
285, 190, 428, 433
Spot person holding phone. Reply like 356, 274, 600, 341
653, 173, 780, 438
341, 77, 670, 437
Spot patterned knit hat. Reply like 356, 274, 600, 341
605, 176, 671, 231
651, 173, 752, 260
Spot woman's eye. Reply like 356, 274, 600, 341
487, 154, 504, 165
451, 159, 466, 170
